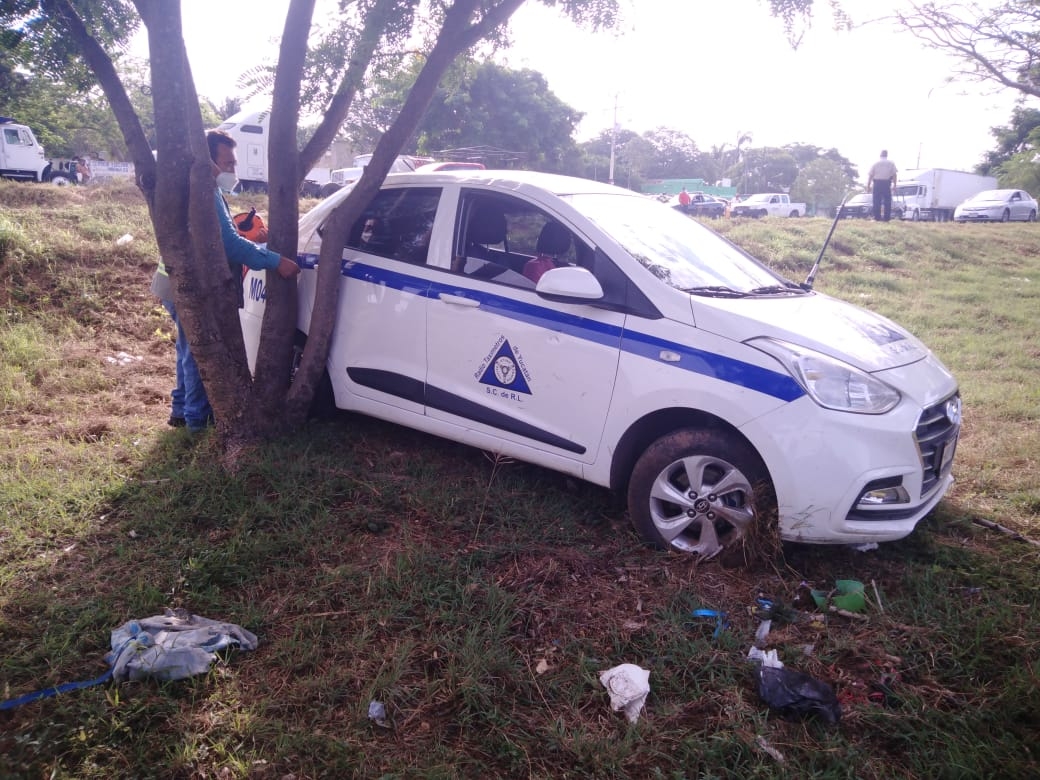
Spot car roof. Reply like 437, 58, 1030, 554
970, 189, 1018, 199
343, 169, 628, 198
300, 169, 636, 235
413, 161, 487, 172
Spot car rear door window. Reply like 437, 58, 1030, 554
346, 187, 442, 264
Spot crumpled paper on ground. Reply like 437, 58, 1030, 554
105, 608, 258, 682
599, 663, 651, 723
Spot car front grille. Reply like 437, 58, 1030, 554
915, 393, 961, 496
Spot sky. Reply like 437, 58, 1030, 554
154, 0, 1028, 183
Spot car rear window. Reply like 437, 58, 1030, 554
346, 187, 442, 264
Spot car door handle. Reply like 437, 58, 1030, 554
438, 293, 480, 307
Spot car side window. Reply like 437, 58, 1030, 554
345, 187, 441, 264
451, 193, 588, 289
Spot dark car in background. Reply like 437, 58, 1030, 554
838, 193, 873, 219
669, 192, 727, 219
839, 192, 905, 220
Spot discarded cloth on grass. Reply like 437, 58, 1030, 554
106, 609, 259, 683
0, 609, 258, 711
599, 663, 651, 723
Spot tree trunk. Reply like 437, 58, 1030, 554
288, 0, 527, 425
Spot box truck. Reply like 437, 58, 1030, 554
894, 168, 998, 222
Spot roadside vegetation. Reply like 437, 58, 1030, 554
1, 179, 1038, 779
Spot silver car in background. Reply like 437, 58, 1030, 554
954, 189, 1038, 222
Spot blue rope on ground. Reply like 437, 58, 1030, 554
0, 669, 113, 711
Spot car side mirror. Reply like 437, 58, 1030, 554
535, 266, 604, 300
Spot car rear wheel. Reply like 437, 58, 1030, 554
627, 428, 775, 560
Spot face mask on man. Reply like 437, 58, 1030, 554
215, 171, 239, 194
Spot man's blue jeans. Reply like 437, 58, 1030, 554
162, 299, 213, 430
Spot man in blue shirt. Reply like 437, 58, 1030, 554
151, 130, 299, 431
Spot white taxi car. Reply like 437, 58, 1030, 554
241, 170, 961, 559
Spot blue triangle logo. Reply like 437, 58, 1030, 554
478, 340, 531, 395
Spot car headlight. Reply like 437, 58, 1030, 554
748, 337, 901, 414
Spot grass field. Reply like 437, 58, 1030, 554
1, 179, 1038, 779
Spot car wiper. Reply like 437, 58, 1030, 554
747, 284, 806, 296
681, 285, 749, 298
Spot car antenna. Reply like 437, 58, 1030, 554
801, 191, 852, 291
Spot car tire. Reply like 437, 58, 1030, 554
627, 428, 776, 560
1029, 210, 1037, 222
911, 209, 920, 222
1001, 209, 1011, 223
48, 173, 73, 186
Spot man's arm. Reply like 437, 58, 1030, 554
216, 191, 298, 278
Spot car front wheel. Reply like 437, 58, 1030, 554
627, 428, 775, 560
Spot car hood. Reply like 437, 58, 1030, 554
690, 291, 931, 372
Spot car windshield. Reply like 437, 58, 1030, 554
569, 192, 797, 293
969, 190, 1006, 202
847, 195, 872, 205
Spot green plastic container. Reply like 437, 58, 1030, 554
811, 579, 866, 612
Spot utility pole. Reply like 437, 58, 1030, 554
608, 94, 618, 186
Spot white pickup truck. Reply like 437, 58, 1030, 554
730, 193, 806, 218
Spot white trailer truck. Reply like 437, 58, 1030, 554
215, 109, 334, 195
894, 168, 998, 222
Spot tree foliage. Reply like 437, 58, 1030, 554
980, 105, 1040, 173
365, 57, 584, 171
1, 0, 139, 90
894, 1, 1040, 100
978, 106, 1040, 191
790, 157, 854, 215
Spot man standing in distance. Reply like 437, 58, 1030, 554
867, 150, 898, 222
678, 186, 691, 213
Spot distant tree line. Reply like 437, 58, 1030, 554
3, 41, 1038, 216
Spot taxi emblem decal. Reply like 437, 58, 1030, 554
478, 338, 531, 395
